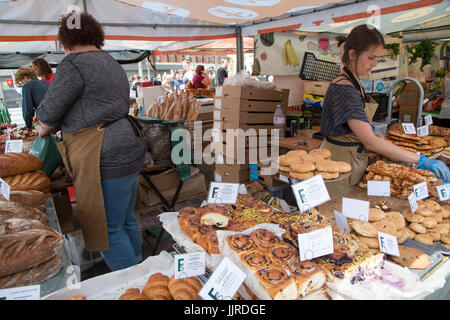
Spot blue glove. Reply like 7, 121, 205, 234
416, 154, 450, 183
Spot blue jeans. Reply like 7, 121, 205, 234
100, 170, 142, 271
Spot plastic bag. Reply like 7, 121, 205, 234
30, 135, 62, 177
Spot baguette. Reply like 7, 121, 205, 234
2, 171, 51, 192
9, 190, 50, 207
0, 254, 62, 289
0, 218, 47, 236
0, 153, 42, 177
0, 228, 64, 277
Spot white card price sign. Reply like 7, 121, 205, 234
298, 226, 334, 261
402, 123, 416, 135
378, 232, 400, 257
207, 182, 239, 204
334, 210, 349, 235
4, 139, 23, 153
174, 252, 206, 280
199, 257, 246, 300
417, 125, 429, 137
291, 175, 330, 213
342, 198, 370, 221
413, 181, 429, 201
367, 180, 390, 197
436, 184, 450, 201
0, 178, 10, 201
408, 192, 418, 213
0, 285, 40, 300
424, 114, 433, 126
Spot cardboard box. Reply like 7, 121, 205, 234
220, 109, 275, 125
398, 82, 421, 107
250, 171, 282, 187
303, 81, 329, 96
137, 172, 206, 208
399, 104, 419, 124
214, 166, 250, 183
212, 120, 277, 136
215, 97, 281, 112
216, 85, 286, 101
137, 86, 165, 115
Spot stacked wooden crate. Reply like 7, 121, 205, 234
213, 85, 289, 184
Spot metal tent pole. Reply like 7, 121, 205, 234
235, 26, 244, 73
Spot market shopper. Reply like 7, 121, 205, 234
215, 59, 228, 86
32, 58, 54, 82
182, 57, 194, 85
36, 12, 147, 272
14, 66, 50, 129
192, 64, 211, 89
320, 24, 450, 191
439, 72, 450, 126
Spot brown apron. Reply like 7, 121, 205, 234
320, 72, 379, 198
57, 125, 109, 251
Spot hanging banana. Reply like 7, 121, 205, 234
282, 40, 289, 65
286, 40, 300, 67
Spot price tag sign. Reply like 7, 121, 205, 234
174, 252, 206, 280
378, 232, 400, 257
408, 192, 418, 213
214, 172, 222, 182
334, 210, 349, 235
157, 96, 165, 104
413, 181, 429, 201
0, 285, 40, 300
402, 123, 416, 135
291, 175, 330, 213
367, 180, 391, 197
424, 114, 433, 126
417, 125, 429, 137
207, 182, 239, 204
342, 198, 370, 221
298, 226, 334, 261
199, 257, 246, 300
436, 184, 450, 202
279, 174, 289, 183
0, 178, 10, 201
4, 139, 23, 153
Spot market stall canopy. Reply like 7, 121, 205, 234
0, 0, 449, 53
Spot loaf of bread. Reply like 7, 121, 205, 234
9, 190, 50, 207
142, 272, 172, 300
168, 276, 202, 300
2, 171, 51, 192
118, 288, 148, 300
0, 254, 62, 289
0, 153, 42, 177
0, 228, 64, 277
0, 201, 48, 225
0, 218, 47, 235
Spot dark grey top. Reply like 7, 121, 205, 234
36, 51, 146, 180
320, 82, 368, 137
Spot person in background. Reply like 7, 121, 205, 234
215, 59, 228, 86
439, 72, 450, 127
192, 65, 211, 89
173, 71, 184, 90
32, 58, 54, 82
36, 12, 147, 272
143, 76, 149, 82
131, 75, 141, 97
320, 24, 450, 188
182, 57, 194, 85
14, 67, 50, 129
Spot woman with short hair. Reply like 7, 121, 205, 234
32, 58, 54, 82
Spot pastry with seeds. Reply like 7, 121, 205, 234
372, 219, 397, 236
368, 208, 386, 222
386, 211, 406, 229
414, 234, 434, 246
390, 245, 430, 269
409, 222, 427, 234
350, 220, 378, 238
421, 217, 437, 229
357, 235, 379, 249
441, 219, 450, 226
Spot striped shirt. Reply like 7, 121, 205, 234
21, 79, 50, 129
320, 83, 368, 137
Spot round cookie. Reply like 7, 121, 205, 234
351, 220, 378, 238
429, 211, 443, 223
402, 209, 424, 223
416, 206, 434, 217
372, 219, 397, 236
290, 161, 315, 173
414, 234, 434, 246
441, 219, 450, 226
431, 225, 450, 235
390, 245, 430, 269
315, 160, 340, 173
336, 161, 352, 173
369, 207, 386, 222
404, 226, 417, 239
309, 148, 331, 159
279, 155, 294, 170
386, 211, 406, 229
279, 165, 290, 172
441, 234, 450, 245
426, 231, 441, 242
438, 207, 449, 219
287, 150, 308, 158
289, 171, 314, 181
421, 217, 437, 229
409, 222, 427, 234
317, 171, 339, 180
396, 229, 408, 244
357, 235, 379, 249
302, 153, 324, 163
424, 199, 441, 212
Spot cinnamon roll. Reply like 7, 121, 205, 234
240, 250, 272, 271
250, 229, 280, 250
255, 266, 297, 300
269, 243, 297, 265
286, 260, 326, 298
227, 234, 257, 253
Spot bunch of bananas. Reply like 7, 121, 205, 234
282, 40, 300, 67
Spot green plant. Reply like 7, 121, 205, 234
440, 41, 449, 57
407, 39, 437, 71
385, 43, 400, 56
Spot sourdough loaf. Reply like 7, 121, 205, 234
0, 153, 42, 177
2, 171, 51, 192
9, 190, 50, 207
0, 201, 48, 224
0, 218, 47, 235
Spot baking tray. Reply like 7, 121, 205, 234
277, 171, 350, 185
397, 239, 446, 280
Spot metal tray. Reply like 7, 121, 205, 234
396, 239, 446, 280
277, 171, 351, 185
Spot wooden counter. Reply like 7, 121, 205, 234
279, 131, 323, 153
